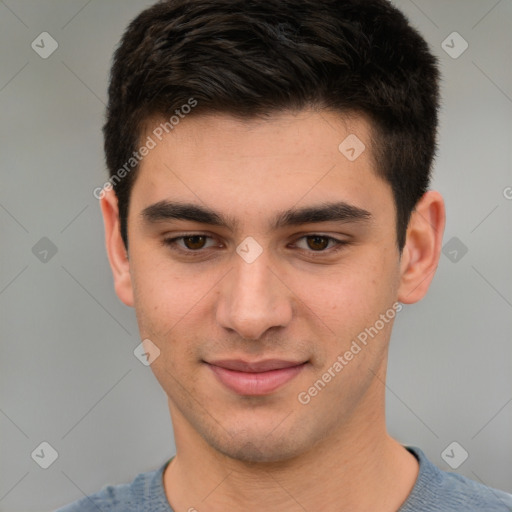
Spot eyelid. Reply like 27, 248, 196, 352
290, 234, 348, 254
162, 233, 221, 251
162, 232, 348, 257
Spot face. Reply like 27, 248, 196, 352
116, 111, 406, 462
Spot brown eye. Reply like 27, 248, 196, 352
306, 235, 330, 251
183, 235, 207, 250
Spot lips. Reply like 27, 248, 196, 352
205, 359, 307, 395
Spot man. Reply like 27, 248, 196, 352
57, 0, 512, 510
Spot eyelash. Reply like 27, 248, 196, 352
161, 233, 348, 258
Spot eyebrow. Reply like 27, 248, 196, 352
141, 200, 372, 231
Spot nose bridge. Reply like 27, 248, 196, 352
216, 250, 292, 339
234, 255, 274, 304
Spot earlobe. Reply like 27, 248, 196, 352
397, 190, 445, 304
100, 188, 134, 307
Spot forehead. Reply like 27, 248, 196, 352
131, 110, 393, 228
143, 109, 372, 163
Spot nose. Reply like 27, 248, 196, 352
215, 251, 293, 340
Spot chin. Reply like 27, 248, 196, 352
200, 421, 314, 464
217, 437, 304, 463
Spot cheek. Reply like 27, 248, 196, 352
299, 254, 398, 345
133, 272, 203, 394
129, 251, 221, 382
130, 250, 206, 337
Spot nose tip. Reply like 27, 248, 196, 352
223, 295, 287, 341
215, 258, 293, 340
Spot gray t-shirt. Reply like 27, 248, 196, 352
56, 446, 512, 511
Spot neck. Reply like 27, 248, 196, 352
163, 380, 419, 511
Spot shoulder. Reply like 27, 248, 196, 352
55, 460, 173, 512
55, 481, 133, 512
401, 446, 512, 512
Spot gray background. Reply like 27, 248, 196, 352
0, 1, 511, 510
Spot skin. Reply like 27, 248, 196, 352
101, 110, 445, 512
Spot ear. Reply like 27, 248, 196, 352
100, 188, 134, 307
397, 190, 445, 304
